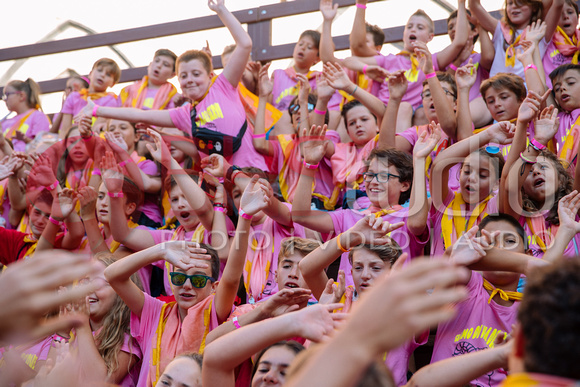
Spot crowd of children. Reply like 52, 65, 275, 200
1, 0, 580, 385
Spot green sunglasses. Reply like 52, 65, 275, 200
169, 272, 215, 288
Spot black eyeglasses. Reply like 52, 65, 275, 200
2, 92, 19, 101
169, 272, 215, 288
289, 102, 315, 115
421, 88, 457, 99
363, 172, 400, 183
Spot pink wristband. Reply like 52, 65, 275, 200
92, 168, 101, 176
524, 64, 537, 72
232, 317, 241, 329
303, 161, 319, 170
449, 63, 458, 71
356, 3, 367, 9
251, 132, 266, 139
92, 105, 99, 117
214, 206, 226, 213
425, 72, 436, 79
45, 180, 59, 191
107, 192, 124, 198
239, 209, 253, 220
530, 138, 546, 151
313, 108, 326, 115
49, 217, 64, 227
119, 159, 133, 168
362, 65, 368, 75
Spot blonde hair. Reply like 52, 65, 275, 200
278, 237, 321, 261
410, 9, 434, 33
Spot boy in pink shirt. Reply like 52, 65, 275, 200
120, 49, 177, 110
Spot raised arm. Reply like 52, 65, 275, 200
253, 63, 276, 156
377, 71, 408, 150
319, 0, 340, 63
408, 124, 441, 235
291, 125, 335, 233
208, 0, 252, 87
436, 0, 469, 70
349, 0, 377, 57
468, 0, 499, 33
455, 60, 477, 141
81, 99, 174, 128
78, 186, 110, 254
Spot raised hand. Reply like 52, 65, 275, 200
77, 186, 98, 220
318, 270, 346, 305
557, 190, 580, 235
515, 40, 536, 66
207, 0, 225, 13
51, 189, 78, 221
100, 151, 124, 193
348, 214, 404, 247
316, 73, 335, 101
74, 97, 95, 123
260, 287, 313, 317
201, 154, 231, 178
488, 121, 516, 145
240, 175, 271, 216
455, 59, 476, 90
524, 20, 546, 44
324, 62, 354, 91
387, 70, 408, 100
450, 226, 491, 266
28, 154, 57, 188
296, 73, 311, 103
258, 62, 273, 97
412, 41, 434, 75
414, 122, 442, 159
0, 155, 18, 180
291, 303, 345, 342
364, 65, 389, 83
533, 105, 559, 146
201, 40, 212, 58
144, 129, 174, 168
301, 124, 328, 165
77, 115, 93, 139
320, 0, 339, 21
104, 131, 128, 153
161, 241, 212, 271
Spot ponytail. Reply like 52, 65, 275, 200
8, 78, 42, 110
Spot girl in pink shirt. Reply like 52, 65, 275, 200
85, 0, 253, 165
1, 78, 50, 152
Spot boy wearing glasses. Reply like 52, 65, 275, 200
105, 241, 234, 387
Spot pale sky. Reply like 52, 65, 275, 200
0, 0, 504, 118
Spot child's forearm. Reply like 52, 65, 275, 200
467, 247, 533, 274
291, 168, 333, 233
348, 83, 386, 120
407, 157, 429, 236
205, 304, 271, 346
427, 73, 457, 139
253, 96, 275, 156
61, 212, 84, 250
479, 26, 495, 71
210, 206, 231, 261
312, 98, 330, 128
377, 96, 401, 149
106, 244, 165, 283
349, 3, 377, 57
263, 197, 293, 227
299, 239, 340, 299
94, 106, 174, 128
407, 345, 507, 387
467, 0, 498, 33
7, 175, 26, 211
83, 218, 110, 254
74, 323, 108, 382
456, 86, 473, 141
320, 18, 338, 63
544, 227, 575, 263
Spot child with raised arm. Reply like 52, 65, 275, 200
1, 78, 50, 152
292, 125, 430, 286
59, 58, 120, 137
120, 49, 177, 110
85, 0, 257, 168
468, 0, 561, 79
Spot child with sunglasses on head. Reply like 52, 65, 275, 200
501, 96, 580, 259
252, 68, 341, 210
299, 215, 430, 387
426, 118, 515, 257
105, 240, 233, 387
293, 126, 430, 287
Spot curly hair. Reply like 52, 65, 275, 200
518, 258, 580, 379
521, 150, 573, 226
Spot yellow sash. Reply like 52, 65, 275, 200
397, 51, 420, 82
482, 278, 522, 304
558, 113, 580, 165
441, 193, 493, 250
3, 109, 35, 139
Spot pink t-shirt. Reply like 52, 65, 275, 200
168, 74, 270, 171
431, 272, 518, 387
119, 333, 143, 387
388, 332, 429, 387
542, 37, 577, 89
61, 91, 119, 117
328, 207, 430, 287
521, 215, 580, 259
0, 336, 53, 371
375, 53, 437, 108
271, 69, 342, 112
135, 156, 162, 224
1, 109, 50, 152
121, 84, 176, 110
430, 191, 499, 257
130, 293, 220, 387
555, 108, 580, 165
433, 52, 489, 101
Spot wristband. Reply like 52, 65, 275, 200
303, 161, 319, 170
530, 138, 546, 151
313, 108, 326, 115
449, 63, 458, 71
231, 170, 245, 183
350, 85, 358, 95
225, 165, 242, 182
232, 316, 242, 329
92, 168, 101, 176
45, 180, 59, 191
251, 132, 266, 139
356, 3, 367, 9
239, 209, 253, 220
107, 191, 124, 198
213, 202, 225, 208
336, 233, 350, 253
425, 72, 436, 79
92, 105, 99, 117
49, 217, 64, 227
524, 64, 537, 72
519, 152, 536, 164
214, 206, 226, 213
362, 65, 368, 75
119, 158, 133, 168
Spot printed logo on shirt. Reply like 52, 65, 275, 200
275, 86, 298, 105
454, 324, 507, 348
143, 97, 154, 108
197, 103, 224, 126
404, 68, 419, 83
